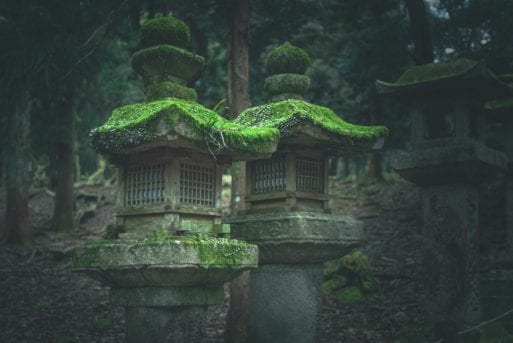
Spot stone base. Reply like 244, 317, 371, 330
112, 286, 224, 343
125, 306, 207, 343
248, 264, 323, 343
481, 269, 513, 332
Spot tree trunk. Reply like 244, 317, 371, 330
405, 0, 434, 64
226, 0, 251, 341
53, 91, 76, 232
1, 89, 33, 244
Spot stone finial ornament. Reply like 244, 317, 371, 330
264, 42, 312, 102
132, 16, 203, 102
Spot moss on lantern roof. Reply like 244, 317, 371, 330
90, 98, 279, 155
140, 16, 190, 49
393, 59, 480, 85
485, 97, 513, 111
266, 42, 312, 75
234, 99, 388, 141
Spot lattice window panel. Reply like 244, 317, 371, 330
251, 155, 286, 194
296, 156, 324, 193
125, 164, 166, 207
180, 163, 215, 207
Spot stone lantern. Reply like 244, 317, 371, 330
481, 70, 513, 331
376, 59, 510, 340
73, 16, 280, 343
228, 43, 388, 343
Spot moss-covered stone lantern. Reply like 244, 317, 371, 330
227, 43, 388, 343
377, 59, 511, 341
73, 16, 279, 342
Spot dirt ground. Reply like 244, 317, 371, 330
0, 176, 425, 342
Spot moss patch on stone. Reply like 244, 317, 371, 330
73, 235, 256, 268
322, 250, 382, 303
146, 81, 197, 102
234, 99, 388, 141
140, 16, 190, 49
131, 45, 204, 81
485, 97, 513, 111
266, 42, 312, 75
264, 73, 310, 96
90, 98, 279, 154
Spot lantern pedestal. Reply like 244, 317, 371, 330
228, 211, 363, 343
73, 238, 258, 343
392, 142, 507, 333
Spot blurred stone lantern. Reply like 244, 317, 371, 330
73, 16, 280, 343
377, 59, 510, 340
481, 69, 513, 331
228, 43, 388, 343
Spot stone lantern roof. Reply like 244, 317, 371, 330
234, 42, 388, 156
90, 16, 279, 161
376, 59, 513, 99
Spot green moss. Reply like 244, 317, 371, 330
146, 81, 197, 101
395, 59, 479, 85
131, 45, 204, 82
478, 323, 513, 342
484, 97, 513, 111
140, 16, 190, 49
271, 93, 305, 102
332, 286, 364, 303
91, 98, 279, 155
74, 234, 256, 268
322, 250, 382, 303
266, 42, 312, 75
264, 73, 310, 96
234, 99, 388, 140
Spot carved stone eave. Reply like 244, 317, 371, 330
226, 211, 364, 264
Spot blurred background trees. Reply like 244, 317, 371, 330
1, 0, 512, 243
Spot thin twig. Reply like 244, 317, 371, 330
433, 307, 513, 343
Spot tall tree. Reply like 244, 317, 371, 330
226, 0, 251, 341
1, 89, 33, 244
406, 0, 434, 64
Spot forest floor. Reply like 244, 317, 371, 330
0, 174, 426, 343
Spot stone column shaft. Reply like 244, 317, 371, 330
421, 184, 481, 331
248, 264, 323, 343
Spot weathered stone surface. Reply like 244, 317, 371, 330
422, 185, 481, 328
248, 264, 323, 343
227, 211, 363, 263
125, 305, 207, 343
392, 140, 507, 186
72, 238, 258, 287
110, 286, 223, 307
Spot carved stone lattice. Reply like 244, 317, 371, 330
251, 155, 286, 194
180, 162, 215, 206
126, 164, 166, 207
296, 155, 323, 193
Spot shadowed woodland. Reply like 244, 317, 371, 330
1, 0, 513, 342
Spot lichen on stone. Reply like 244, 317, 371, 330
234, 99, 388, 141
266, 42, 312, 75
90, 98, 280, 155
140, 16, 190, 49
73, 234, 256, 268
